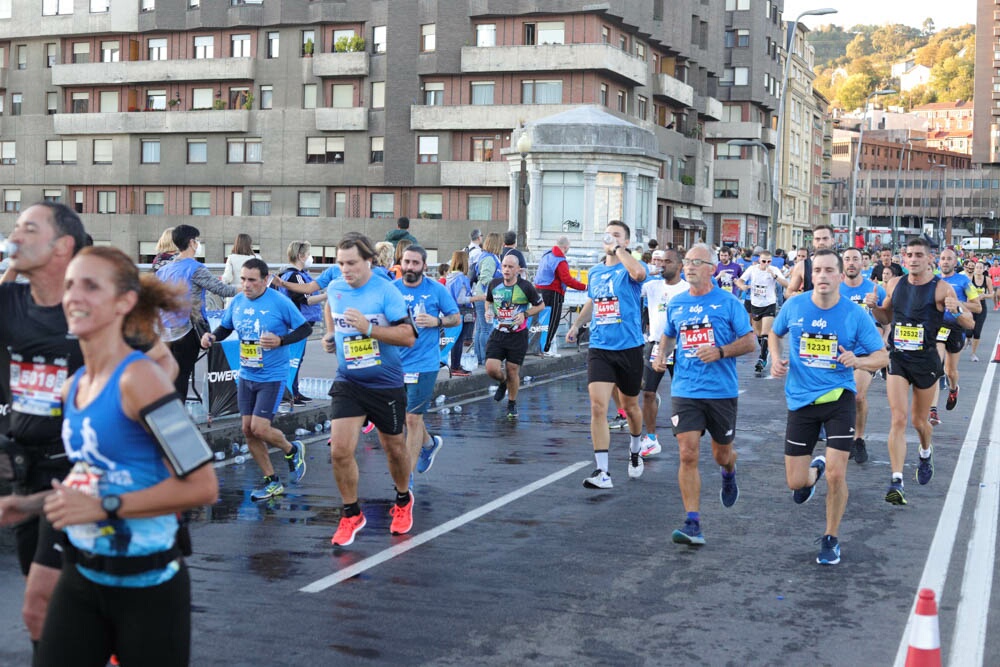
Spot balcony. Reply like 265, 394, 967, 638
440, 161, 509, 187
53, 110, 249, 135
651, 73, 694, 107
694, 95, 723, 121
704, 121, 764, 142
461, 44, 648, 86
312, 52, 370, 77
315, 107, 368, 131
52, 58, 256, 86
411, 103, 578, 130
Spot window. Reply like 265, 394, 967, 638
468, 195, 492, 221
594, 172, 623, 227
232, 191, 243, 215
260, 85, 273, 110
72, 42, 90, 64
725, 0, 750, 9
192, 88, 213, 109
141, 140, 160, 164
371, 193, 394, 218
373, 26, 386, 53
298, 192, 320, 217
250, 191, 271, 216
99, 91, 118, 113
189, 0, 199, 6
636, 176, 653, 230
187, 139, 207, 163
617, 90, 626, 112
371, 82, 385, 109
229, 87, 249, 109
4, 190, 21, 213
421, 24, 436, 52
737, 29, 750, 47
266, 31, 279, 58
332, 84, 353, 108
714, 179, 739, 198
190, 192, 211, 216
1, 142, 15, 165
46, 43, 57, 67
97, 191, 116, 213
635, 42, 646, 60
43, 0, 72, 16
637, 95, 647, 121
101, 40, 119, 62
424, 82, 444, 106
228, 138, 262, 163
720, 67, 749, 86
301, 30, 315, 56
522, 80, 562, 104
599, 84, 608, 106
0, 1, 8, 17
140, 0, 155, 11
333, 29, 355, 45
472, 137, 494, 162
11, 93, 22, 116
333, 192, 346, 217
91, 0, 109, 11
46, 92, 58, 115
16, 45, 26, 69
716, 143, 741, 160
618, 35, 628, 51
370, 136, 384, 163
72, 92, 88, 113
537, 21, 565, 45
194, 36, 213, 59
722, 104, 742, 122
303, 84, 318, 109
93, 139, 113, 164
471, 82, 494, 105
306, 137, 344, 164
417, 194, 442, 219
231, 34, 250, 58
418, 136, 438, 163
524, 23, 536, 45
146, 89, 166, 111
541, 172, 585, 232
476, 24, 496, 47
148, 38, 167, 60
144, 191, 164, 215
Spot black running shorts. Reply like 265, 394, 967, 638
939, 325, 965, 354
783, 389, 856, 456
329, 381, 407, 436
485, 329, 529, 366
670, 396, 738, 444
750, 303, 777, 321
641, 341, 673, 392
587, 346, 644, 396
888, 351, 942, 390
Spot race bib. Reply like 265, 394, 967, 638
594, 297, 621, 326
752, 284, 767, 298
679, 322, 716, 356
648, 342, 660, 363
10, 359, 67, 417
720, 283, 733, 293
404, 372, 419, 384
239, 339, 264, 369
893, 323, 924, 351
63, 462, 105, 540
936, 326, 951, 343
496, 306, 518, 330
344, 334, 381, 370
850, 295, 871, 314
799, 333, 838, 369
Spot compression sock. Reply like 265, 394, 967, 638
686, 511, 700, 524
629, 434, 642, 454
759, 335, 769, 361
595, 449, 609, 472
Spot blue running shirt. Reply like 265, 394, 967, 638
942, 272, 977, 326
586, 261, 646, 350
393, 278, 459, 374
221, 289, 307, 383
772, 294, 885, 411
664, 287, 752, 399
839, 278, 886, 324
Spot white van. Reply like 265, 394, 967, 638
961, 237, 995, 251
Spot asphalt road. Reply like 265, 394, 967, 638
2, 318, 1000, 665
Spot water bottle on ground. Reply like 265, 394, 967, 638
453, 405, 463, 413
295, 427, 309, 436
435, 395, 446, 406
440, 407, 450, 415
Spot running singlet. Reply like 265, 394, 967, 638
642, 279, 689, 342
839, 279, 886, 323
739, 265, 782, 307
586, 261, 646, 351
664, 286, 752, 399
394, 278, 459, 373
941, 272, 978, 328
989, 265, 1000, 287
890, 276, 943, 358
221, 289, 306, 383
486, 277, 543, 334
327, 275, 410, 389
62, 351, 179, 588
772, 295, 885, 411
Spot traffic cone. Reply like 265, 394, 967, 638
905, 588, 941, 667
992, 340, 1000, 363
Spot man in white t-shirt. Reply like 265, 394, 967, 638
638, 249, 689, 456
736, 250, 789, 376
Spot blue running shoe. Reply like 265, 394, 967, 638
885, 479, 907, 505
916, 447, 934, 485
816, 535, 841, 565
286, 440, 306, 484
792, 455, 826, 504
250, 478, 284, 501
416, 435, 443, 474
720, 467, 739, 508
671, 519, 705, 546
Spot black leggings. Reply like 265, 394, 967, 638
967, 307, 988, 340
170, 328, 203, 400
35, 562, 191, 667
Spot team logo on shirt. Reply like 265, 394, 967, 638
688, 305, 703, 314
811, 318, 828, 329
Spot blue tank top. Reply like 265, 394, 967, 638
62, 351, 180, 588
891, 276, 943, 359
534, 250, 565, 286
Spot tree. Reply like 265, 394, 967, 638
931, 55, 974, 102
845, 32, 873, 61
837, 73, 877, 111
922, 18, 936, 37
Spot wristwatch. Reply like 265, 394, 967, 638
101, 494, 122, 521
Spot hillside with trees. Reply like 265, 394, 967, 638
808, 21, 974, 112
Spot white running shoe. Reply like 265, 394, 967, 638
639, 436, 662, 458
627, 453, 645, 480
583, 469, 613, 489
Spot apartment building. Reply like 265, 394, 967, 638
974, 0, 1000, 164
0, 0, 723, 263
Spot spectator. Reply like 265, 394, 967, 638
471, 232, 504, 365
445, 250, 475, 376
388, 239, 411, 280
221, 233, 256, 307
373, 241, 397, 281
437, 262, 449, 285
534, 235, 586, 355
467, 229, 484, 265
151, 227, 177, 271
278, 241, 324, 405
385, 216, 418, 247
501, 230, 527, 272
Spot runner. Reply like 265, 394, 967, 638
653, 244, 756, 545
871, 238, 973, 505
714, 247, 742, 297
769, 250, 887, 565
839, 248, 887, 464
322, 233, 416, 546
566, 221, 647, 488
200, 258, 310, 500
785, 224, 835, 297
735, 250, 789, 377
486, 254, 544, 419
638, 249, 688, 457
967, 260, 993, 361
392, 245, 460, 472
930, 247, 981, 422
989, 258, 1000, 311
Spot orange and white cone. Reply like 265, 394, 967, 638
992, 340, 1000, 363
905, 588, 941, 667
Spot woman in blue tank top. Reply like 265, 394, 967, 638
36, 247, 219, 667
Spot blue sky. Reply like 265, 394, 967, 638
783, 0, 975, 30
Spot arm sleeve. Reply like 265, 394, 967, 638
192, 266, 239, 297
555, 261, 587, 291
211, 325, 235, 340
280, 322, 313, 346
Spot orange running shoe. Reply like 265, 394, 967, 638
331, 512, 367, 547
389, 491, 414, 535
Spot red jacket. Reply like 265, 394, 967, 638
534, 245, 587, 294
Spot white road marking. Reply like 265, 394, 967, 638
299, 460, 591, 593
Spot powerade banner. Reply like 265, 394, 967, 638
205, 335, 306, 418
439, 324, 463, 366
526, 307, 552, 356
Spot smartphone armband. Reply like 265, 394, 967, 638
140, 395, 214, 478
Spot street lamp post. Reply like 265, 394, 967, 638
934, 164, 947, 247
892, 138, 912, 251
728, 139, 773, 248
772, 7, 837, 251
819, 177, 847, 239
850, 88, 896, 245
515, 132, 532, 251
